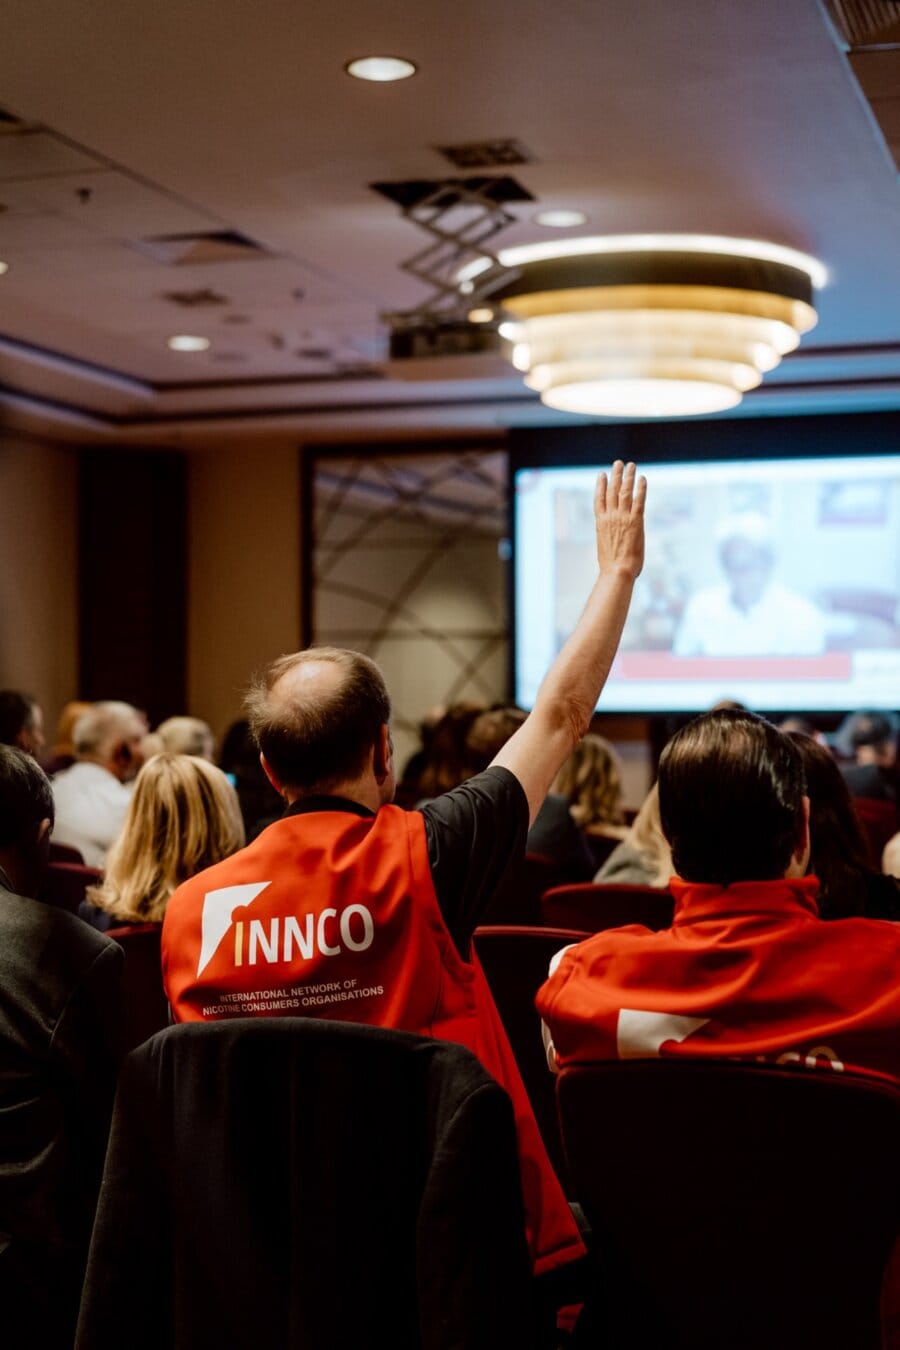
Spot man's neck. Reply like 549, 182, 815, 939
283, 775, 384, 814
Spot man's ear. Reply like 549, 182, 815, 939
260, 751, 286, 798
36, 817, 52, 864
372, 724, 392, 785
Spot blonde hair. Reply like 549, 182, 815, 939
553, 734, 624, 829
625, 782, 673, 887
88, 753, 245, 924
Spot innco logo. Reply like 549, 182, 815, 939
197, 882, 374, 976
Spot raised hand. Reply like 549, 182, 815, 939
594, 460, 647, 580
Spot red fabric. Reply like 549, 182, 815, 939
537, 875, 900, 1086
161, 806, 584, 1275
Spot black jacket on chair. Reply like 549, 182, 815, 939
0, 883, 123, 1350
76, 1018, 535, 1350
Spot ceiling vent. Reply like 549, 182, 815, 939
825, 1, 900, 45
162, 287, 229, 307
136, 230, 268, 265
371, 175, 534, 209
435, 138, 534, 169
825, 1, 900, 171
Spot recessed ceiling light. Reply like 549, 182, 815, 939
534, 209, 588, 229
467, 306, 494, 324
0, 260, 8, 275
167, 334, 210, 352
345, 56, 417, 83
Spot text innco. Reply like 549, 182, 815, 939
233, 904, 375, 966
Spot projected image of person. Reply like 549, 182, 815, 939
673, 512, 826, 657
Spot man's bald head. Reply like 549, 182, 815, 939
244, 647, 391, 795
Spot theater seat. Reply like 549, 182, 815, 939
481, 853, 577, 926
542, 882, 674, 933
76, 1020, 533, 1350
48, 840, 85, 864
474, 924, 590, 1193
38, 862, 103, 915
104, 924, 168, 1050
853, 797, 900, 869
557, 1060, 900, 1350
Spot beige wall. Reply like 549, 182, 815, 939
0, 435, 78, 734
187, 439, 301, 738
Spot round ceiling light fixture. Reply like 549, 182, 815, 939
534, 209, 588, 229
167, 334, 210, 352
345, 55, 417, 82
468, 234, 826, 418
0, 260, 8, 275
467, 306, 494, 324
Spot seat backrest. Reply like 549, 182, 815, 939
474, 924, 590, 1192
558, 1060, 900, 1350
542, 882, 674, 933
38, 862, 103, 914
104, 924, 168, 1050
77, 1019, 534, 1350
853, 796, 900, 868
481, 853, 577, 926
48, 840, 85, 865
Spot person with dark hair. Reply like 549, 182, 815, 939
538, 708, 900, 1084
0, 746, 123, 1348
0, 689, 45, 758
162, 460, 648, 1292
786, 731, 900, 921
835, 709, 899, 803
464, 706, 595, 881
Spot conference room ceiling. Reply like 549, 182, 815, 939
2, 0, 900, 442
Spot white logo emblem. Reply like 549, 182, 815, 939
198, 883, 271, 976
617, 1008, 710, 1059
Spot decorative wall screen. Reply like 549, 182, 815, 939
308, 448, 509, 768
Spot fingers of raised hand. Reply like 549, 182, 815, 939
633, 473, 648, 516
595, 471, 608, 515
608, 459, 624, 508
619, 461, 636, 510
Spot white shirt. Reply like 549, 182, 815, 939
51, 761, 133, 869
673, 582, 827, 657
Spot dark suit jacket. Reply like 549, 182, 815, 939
0, 884, 123, 1349
77, 1019, 535, 1350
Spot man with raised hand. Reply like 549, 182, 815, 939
162, 461, 647, 1282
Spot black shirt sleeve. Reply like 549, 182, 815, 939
419, 766, 529, 959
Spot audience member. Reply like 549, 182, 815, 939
466, 708, 595, 879
51, 701, 147, 867
155, 715, 216, 760
884, 832, 900, 880
0, 746, 123, 1348
552, 733, 627, 839
594, 781, 672, 887
218, 717, 284, 838
42, 699, 92, 775
81, 753, 244, 932
415, 702, 484, 799
397, 703, 447, 799
835, 709, 899, 802
0, 689, 44, 758
162, 459, 647, 1284
787, 731, 900, 921
538, 708, 900, 1083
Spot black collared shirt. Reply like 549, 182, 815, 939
285, 767, 529, 958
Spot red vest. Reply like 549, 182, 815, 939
162, 806, 584, 1275
537, 875, 900, 1085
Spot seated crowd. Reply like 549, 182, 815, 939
1, 461, 899, 1347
